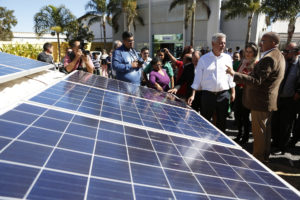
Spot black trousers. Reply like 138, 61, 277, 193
271, 97, 296, 150
234, 89, 250, 140
200, 90, 229, 133
191, 91, 202, 112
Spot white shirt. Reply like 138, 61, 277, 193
260, 48, 276, 59
191, 51, 236, 92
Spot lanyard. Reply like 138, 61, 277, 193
128, 49, 138, 61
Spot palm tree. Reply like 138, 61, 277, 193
107, 0, 144, 33
34, 5, 77, 61
221, 0, 261, 46
261, 0, 300, 45
169, 0, 211, 47
85, 0, 108, 48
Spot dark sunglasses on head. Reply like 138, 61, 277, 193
283, 49, 298, 53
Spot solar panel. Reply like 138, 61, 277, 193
29, 80, 234, 145
0, 103, 299, 199
0, 52, 53, 84
66, 70, 188, 108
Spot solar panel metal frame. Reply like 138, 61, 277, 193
0, 52, 54, 84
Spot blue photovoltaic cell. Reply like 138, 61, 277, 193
0, 162, 39, 198
0, 52, 52, 84
29, 80, 235, 145
0, 141, 52, 166
46, 149, 92, 174
1, 103, 300, 199
87, 178, 133, 200
0, 52, 50, 70
66, 70, 188, 108
27, 170, 87, 200
0, 64, 21, 76
134, 185, 173, 200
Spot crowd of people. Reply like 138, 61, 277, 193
37, 30, 300, 163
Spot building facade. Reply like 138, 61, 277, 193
112, 0, 267, 56
270, 18, 300, 47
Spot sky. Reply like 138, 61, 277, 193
0, 0, 89, 32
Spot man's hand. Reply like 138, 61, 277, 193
226, 65, 235, 76
168, 88, 178, 94
81, 54, 89, 63
131, 61, 139, 68
75, 49, 83, 59
187, 95, 194, 106
231, 92, 236, 102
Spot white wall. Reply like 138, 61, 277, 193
0, 32, 66, 46
80, 16, 113, 42
271, 18, 300, 33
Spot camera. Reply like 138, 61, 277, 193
137, 59, 144, 65
80, 40, 90, 55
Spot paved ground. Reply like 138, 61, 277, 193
225, 117, 300, 191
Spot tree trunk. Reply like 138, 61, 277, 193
56, 32, 61, 62
190, 9, 195, 46
127, 18, 131, 32
286, 17, 296, 46
102, 19, 107, 49
190, 0, 196, 47
245, 12, 254, 47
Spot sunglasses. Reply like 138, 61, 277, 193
283, 49, 297, 54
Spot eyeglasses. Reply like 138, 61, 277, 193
126, 40, 134, 43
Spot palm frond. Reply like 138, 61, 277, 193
169, 0, 186, 12
87, 16, 102, 26
199, 0, 211, 18
112, 11, 122, 33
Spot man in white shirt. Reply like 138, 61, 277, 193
188, 33, 236, 133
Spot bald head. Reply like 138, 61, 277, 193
263, 32, 280, 45
286, 42, 297, 49
260, 32, 281, 52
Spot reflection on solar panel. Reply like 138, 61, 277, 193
66, 70, 188, 108
30, 80, 234, 145
0, 52, 53, 84
1, 68, 300, 200
1, 103, 299, 200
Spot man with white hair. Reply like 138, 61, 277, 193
188, 33, 236, 133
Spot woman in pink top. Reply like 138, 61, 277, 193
234, 42, 259, 144
149, 57, 170, 92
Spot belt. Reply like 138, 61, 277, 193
204, 90, 227, 95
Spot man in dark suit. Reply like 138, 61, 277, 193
226, 32, 285, 162
271, 43, 299, 154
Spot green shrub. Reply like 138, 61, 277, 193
0, 43, 43, 59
